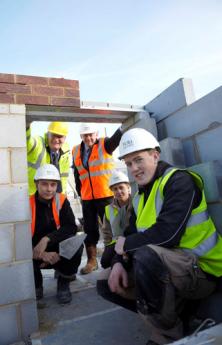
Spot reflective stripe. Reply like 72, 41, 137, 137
80, 169, 113, 180
89, 157, 114, 167
60, 172, 69, 177
155, 168, 175, 215
28, 137, 37, 155
72, 145, 80, 161
186, 211, 209, 227
55, 193, 61, 213
28, 137, 46, 169
184, 232, 218, 257
133, 193, 140, 214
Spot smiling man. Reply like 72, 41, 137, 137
26, 121, 70, 195
97, 128, 222, 345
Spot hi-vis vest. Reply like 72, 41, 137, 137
105, 204, 124, 245
133, 168, 222, 277
29, 193, 66, 237
27, 127, 70, 195
72, 138, 115, 200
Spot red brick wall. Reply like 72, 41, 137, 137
0, 73, 80, 107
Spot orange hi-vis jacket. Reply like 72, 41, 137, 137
72, 138, 115, 200
30, 193, 66, 237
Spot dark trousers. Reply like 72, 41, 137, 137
33, 245, 83, 288
82, 197, 113, 245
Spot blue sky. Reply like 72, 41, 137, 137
0, 0, 222, 146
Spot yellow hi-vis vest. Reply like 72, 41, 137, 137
27, 127, 70, 195
105, 204, 124, 245
133, 168, 222, 277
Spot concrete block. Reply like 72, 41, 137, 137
0, 115, 26, 148
208, 203, 222, 235
0, 224, 14, 263
182, 138, 198, 167
160, 138, 185, 167
190, 161, 222, 202
0, 103, 9, 114
156, 86, 222, 139
20, 301, 39, 337
11, 148, 28, 183
145, 78, 195, 122
0, 305, 19, 344
10, 104, 26, 114
0, 261, 35, 304
0, 184, 30, 223
15, 223, 32, 261
133, 116, 157, 138
195, 125, 222, 163
0, 149, 10, 184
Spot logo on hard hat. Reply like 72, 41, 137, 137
123, 139, 133, 149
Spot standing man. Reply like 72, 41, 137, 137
31, 164, 83, 304
27, 121, 70, 195
72, 123, 122, 274
97, 128, 222, 345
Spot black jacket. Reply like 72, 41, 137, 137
111, 161, 202, 266
32, 193, 77, 248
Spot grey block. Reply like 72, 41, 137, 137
20, 301, 39, 337
182, 138, 198, 166
133, 113, 158, 138
0, 261, 35, 304
189, 161, 222, 202
145, 78, 195, 122
0, 224, 14, 263
160, 138, 185, 167
0, 184, 30, 223
195, 125, 222, 163
208, 203, 222, 235
15, 223, 33, 261
0, 305, 19, 345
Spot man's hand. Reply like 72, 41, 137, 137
40, 252, 60, 266
108, 262, 128, 295
33, 237, 50, 260
114, 236, 126, 255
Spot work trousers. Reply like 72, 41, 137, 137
33, 244, 83, 288
82, 197, 113, 245
97, 245, 217, 345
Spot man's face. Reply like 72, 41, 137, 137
36, 180, 58, 200
124, 150, 160, 186
48, 133, 66, 151
81, 132, 98, 148
111, 183, 131, 206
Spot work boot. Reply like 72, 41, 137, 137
80, 245, 98, 275
35, 286, 43, 300
57, 276, 72, 304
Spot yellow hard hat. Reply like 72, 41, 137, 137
48, 122, 68, 136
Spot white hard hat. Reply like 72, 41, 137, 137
34, 164, 61, 181
79, 123, 97, 135
109, 170, 129, 188
119, 128, 160, 159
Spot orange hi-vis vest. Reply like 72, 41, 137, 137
30, 193, 66, 237
72, 138, 115, 200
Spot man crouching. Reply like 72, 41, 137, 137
30, 164, 83, 304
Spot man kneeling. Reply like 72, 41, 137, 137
30, 164, 83, 304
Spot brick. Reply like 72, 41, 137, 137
16, 94, 49, 105
0, 224, 14, 263
15, 223, 32, 261
208, 203, 222, 235
160, 137, 185, 167
11, 148, 28, 183
0, 103, 9, 113
190, 161, 222, 202
51, 96, 80, 107
0, 184, 30, 223
16, 74, 48, 86
0, 93, 15, 103
0, 261, 35, 304
64, 88, 80, 97
0, 83, 31, 94
32, 85, 63, 97
10, 104, 26, 114
0, 114, 26, 147
49, 77, 79, 88
20, 301, 39, 337
0, 73, 15, 84
0, 149, 10, 184
0, 305, 19, 344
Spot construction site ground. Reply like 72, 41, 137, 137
31, 243, 150, 345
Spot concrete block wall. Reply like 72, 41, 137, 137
0, 104, 38, 345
